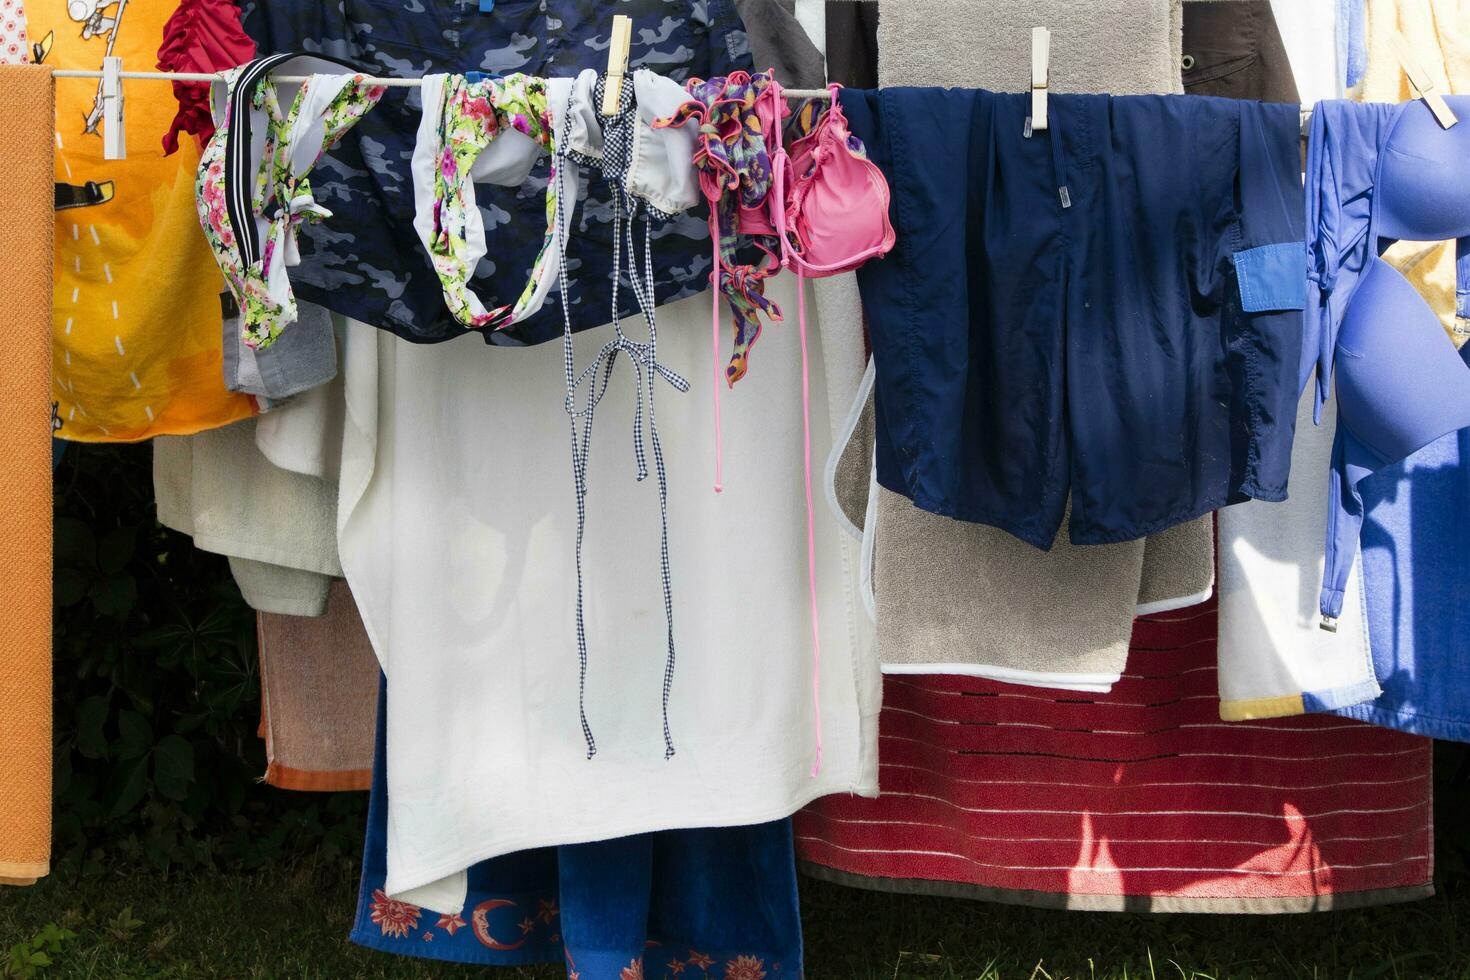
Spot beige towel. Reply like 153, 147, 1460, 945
876, 0, 1184, 93
0, 64, 54, 886
258, 581, 377, 791
823, 1, 1214, 690
1356, 0, 1470, 344
830, 367, 1212, 689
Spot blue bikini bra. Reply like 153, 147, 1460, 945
1306, 96, 1470, 628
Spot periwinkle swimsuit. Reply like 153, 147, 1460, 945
1305, 96, 1470, 628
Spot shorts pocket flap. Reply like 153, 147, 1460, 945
1234, 241, 1306, 313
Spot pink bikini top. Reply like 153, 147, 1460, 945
661, 74, 894, 777
771, 83, 896, 279
735, 81, 896, 779
705, 79, 894, 484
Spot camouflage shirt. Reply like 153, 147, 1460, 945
239, 0, 753, 346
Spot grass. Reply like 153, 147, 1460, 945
3, 855, 1469, 979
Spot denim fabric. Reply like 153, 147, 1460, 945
842, 87, 1304, 547
1328, 344, 1470, 742
240, 0, 752, 346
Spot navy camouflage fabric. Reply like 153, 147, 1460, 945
239, 0, 753, 346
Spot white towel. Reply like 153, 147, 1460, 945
1217, 389, 1380, 719
1271, 0, 1347, 104
335, 276, 880, 911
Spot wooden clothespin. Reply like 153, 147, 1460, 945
1030, 27, 1050, 132
101, 55, 126, 160
602, 14, 633, 116
1389, 31, 1458, 129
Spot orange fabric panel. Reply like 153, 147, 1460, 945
0, 63, 54, 885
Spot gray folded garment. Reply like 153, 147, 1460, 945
733, 0, 827, 89
222, 296, 338, 404
875, 0, 1183, 92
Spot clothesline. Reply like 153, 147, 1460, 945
49, 68, 835, 100
47, 69, 1323, 126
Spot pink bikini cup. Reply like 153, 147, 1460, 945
772, 85, 896, 278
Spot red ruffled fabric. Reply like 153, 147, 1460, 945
157, 0, 254, 154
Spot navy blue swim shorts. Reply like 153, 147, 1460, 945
840, 88, 1305, 547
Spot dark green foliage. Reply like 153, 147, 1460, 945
1, 921, 75, 979
32, 441, 1470, 976
50, 443, 365, 879
5, 860, 1470, 978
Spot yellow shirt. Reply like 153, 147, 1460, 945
39, 0, 254, 442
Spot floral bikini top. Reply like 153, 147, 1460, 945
411, 72, 571, 332
196, 54, 386, 351
655, 70, 787, 387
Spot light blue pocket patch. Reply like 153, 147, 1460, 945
1234, 241, 1307, 313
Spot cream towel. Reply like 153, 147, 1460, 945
154, 418, 338, 615
153, 321, 345, 615
0, 64, 54, 885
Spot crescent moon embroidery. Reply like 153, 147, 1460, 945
472, 899, 528, 950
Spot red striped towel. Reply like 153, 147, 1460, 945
796, 598, 1433, 912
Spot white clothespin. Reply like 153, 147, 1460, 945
1389, 31, 1458, 129
1030, 27, 1050, 132
602, 14, 633, 116
101, 55, 126, 160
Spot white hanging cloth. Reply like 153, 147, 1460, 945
322, 273, 881, 913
